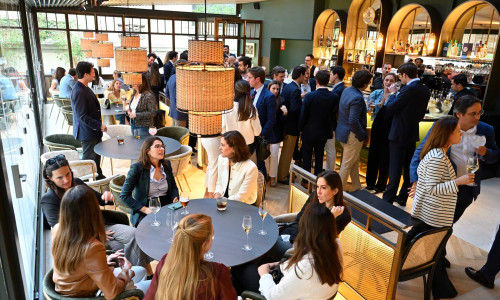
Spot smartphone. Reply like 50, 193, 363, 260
167, 202, 183, 210
114, 109, 122, 112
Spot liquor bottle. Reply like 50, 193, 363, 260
451, 40, 458, 57
418, 38, 424, 55
397, 41, 404, 53
366, 53, 372, 64
476, 41, 483, 58
482, 42, 488, 58
409, 42, 414, 54
326, 36, 331, 47
355, 52, 360, 63
392, 39, 397, 52
319, 35, 324, 47
347, 52, 353, 62
359, 51, 365, 63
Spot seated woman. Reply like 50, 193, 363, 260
258, 203, 343, 299
128, 73, 157, 136
105, 79, 128, 124
41, 154, 153, 274
144, 214, 237, 299
52, 185, 150, 299
408, 116, 473, 299
121, 137, 179, 227
214, 130, 259, 205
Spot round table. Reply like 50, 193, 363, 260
135, 199, 279, 267
94, 136, 180, 160
91, 87, 107, 95
101, 104, 126, 116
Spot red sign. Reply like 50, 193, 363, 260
280, 40, 285, 50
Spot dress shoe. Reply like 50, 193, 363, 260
395, 197, 407, 207
270, 177, 277, 187
365, 186, 375, 193
465, 267, 494, 289
374, 187, 385, 194
96, 174, 106, 180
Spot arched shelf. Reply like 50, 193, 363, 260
312, 9, 347, 68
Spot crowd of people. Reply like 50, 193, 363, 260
42, 47, 499, 299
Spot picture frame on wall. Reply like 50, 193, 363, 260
245, 43, 255, 57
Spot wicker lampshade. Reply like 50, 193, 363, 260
121, 35, 140, 48
84, 51, 93, 58
122, 73, 143, 85
115, 48, 148, 73
188, 40, 224, 64
188, 114, 222, 137
92, 42, 114, 58
83, 32, 94, 38
97, 59, 110, 67
176, 64, 234, 113
81, 38, 94, 51
95, 33, 109, 41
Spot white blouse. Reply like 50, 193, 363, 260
130, 93, 140, 113
222, 102, 262, 145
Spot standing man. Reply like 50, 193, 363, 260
166, 59, 188, 127
239, 56, 252, 81
448, 73, 474, 115
325, 66, 345, 171
223, 45, 236, 58
383, 63, 430, 205
277, 66, 305, 183
163, 51, 178, 85
373, 62, 392, 90
264, 65, 287, 92
59, 68, 77, 98
71, 61, 106, 180
147, 52, 163, 72
305, 54, 316, 79
299, 70, 339, 175
336, 70, 372, 191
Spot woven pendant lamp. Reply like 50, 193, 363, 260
115, 47, 147, 85
95, 33, 109, 41
121, 35, 140, 48
92, 41, 114, 67
83, 32, 94, 38
189, 114, 223, 136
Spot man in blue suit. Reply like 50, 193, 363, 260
248, 67, 276, 175
383, 63, 430, 205
325, 66, 346, 171
299, 70, 339, 175
277, 66, 305, 183
264, 65, 287, 93
163, 51, 178, 86
71, 61, 107, 179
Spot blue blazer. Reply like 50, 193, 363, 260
71, 81, 103, 141
166, 74, 188, 121
264, 81, 287, 94
410, 121, 499, 198
299, 88, 339, 141
335, 86, 367, 143
331, 82, 345, 99
253, 87, 277, 141
385, 79, 430, 143
163, 61, 174, 85
281, 81, 302, 136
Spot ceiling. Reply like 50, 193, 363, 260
23, 0, 265, 8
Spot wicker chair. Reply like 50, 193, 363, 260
399, 227, 453, 300
60, 105, 73, 134
168, 145, 192, 192
110, 175, 130, 214
102, 125, 132, 174
43, 134, 82, 153
43, 269, 144, 300
40, 150, 97, 181
87, 174, 120, 194
156, 126, 189, 145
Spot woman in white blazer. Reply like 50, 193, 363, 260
222, 80, 262, 156
407, 116, 474, 299
214, 131, 258, 205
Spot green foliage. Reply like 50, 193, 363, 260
192, 4, 236, 15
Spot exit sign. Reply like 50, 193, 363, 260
280, 40, 285, 50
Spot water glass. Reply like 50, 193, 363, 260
166, 211, 179, 243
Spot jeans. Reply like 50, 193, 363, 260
130, 119, 148, 136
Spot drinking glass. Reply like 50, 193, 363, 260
242, 215, 252, 251
258, 202, 268, 235
204, 235, 214, 260
149, 197, 161, 226
180, 191, 190, 215
466, 156, 479, 186
133, 128, 141, 139
166, 211, 179, 243
148, 126, 157, 136
116, 136, 124, 145
216, 197, 228, 211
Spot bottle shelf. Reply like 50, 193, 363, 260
345, 48, 376, 52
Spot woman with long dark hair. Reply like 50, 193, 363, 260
266, 80, 287, 187
91, 67, 105, 88
148, 62, 164, 99
49, 67, 66, 95
144, 214, 237, 299
128, 73, 157, 136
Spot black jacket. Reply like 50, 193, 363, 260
281, 81, 302, 136
299, 88, 339, 141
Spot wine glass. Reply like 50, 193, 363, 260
204, 235, 214, 260
148, 126, 157, 136
149, 197, 161, 226
242, 215, 252, 251
166, 210, 178, 243
466, 156, 479, 186
258, 202, 268, 235
180, 192, 190, 215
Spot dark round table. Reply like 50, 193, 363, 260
94, 136, 180, 160
101, 104, 127, 116
135, 199, 279, 267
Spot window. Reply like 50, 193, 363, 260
155, 4, 236, 15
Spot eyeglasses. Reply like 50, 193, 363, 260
151, 144, 165, 149
46, 154, 66, 165
466, 110, 484, 117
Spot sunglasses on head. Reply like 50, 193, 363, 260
46, 154, 67, 165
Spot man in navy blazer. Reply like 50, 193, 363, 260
163, 51, 177, 85
336, 70, 372, 191
299, 70, 339, 175
71, 61, 107, 179
410, 96, 499, 223
382, 63, 430, 205
264, 65, 287, 94
277, 66, 305, 183
325, 66, 346, 171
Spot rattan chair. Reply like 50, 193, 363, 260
110, 175, 130, 214
102, 125, 132, 174
399, 227, 453, 300
40, 150, 97, 181
168, 145, 192, 192
43, 269, 144, 300
156, 126, 189, 145
87, 174, 120, 195
43, 134, 82, 153
60, 105, 73, 134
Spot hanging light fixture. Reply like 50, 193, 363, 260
91, 41, 114, 67
376, 33, 385, 52
427, 33, 436, 54
95, 33, 109, 41
83, 32, 94, 38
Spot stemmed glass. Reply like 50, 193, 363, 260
258, 202, 268, 235
242, 215, 252, 251
148, 126, 157, 136
149, 197, 161, 226
466, 155, 479, 186
180, 191, 190, 215
166, 210, 179, 243
204, 235, 214, 260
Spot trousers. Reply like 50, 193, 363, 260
383, 141, 415, 204
81, 138, 104, 176
301, 138, 327, 175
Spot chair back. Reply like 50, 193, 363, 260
61, 105, 73, 126
156, 126, 189, 145
168, 145, 192, 176
103, 125, 132, 140
288, 164, 314, 213
43, 134, 81, 151
401, 227, 453, 273
60, 98, 71, 106
41, 150, 79, 165
69, 160, 97, 181
255, 171, 265, 207
110, 175, 130, 213
53, 95, 64, 109
87, 174, 119, 194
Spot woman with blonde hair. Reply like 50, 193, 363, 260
105, 79, 128, 124
144, 214, 237, 299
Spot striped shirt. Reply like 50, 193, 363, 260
411, 148, 459, 227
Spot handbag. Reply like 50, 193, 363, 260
255, 136, 271, 161
269, 255, 291, 284
101, 98, 111, 109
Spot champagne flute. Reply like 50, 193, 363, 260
242, 215, 252, 251
258, 202, 268, 235
149, 197, 161, 226
166, 210, 178, 243
204, 235, 214, 260
466, 156, 479, 187
180, 191, 190, 215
